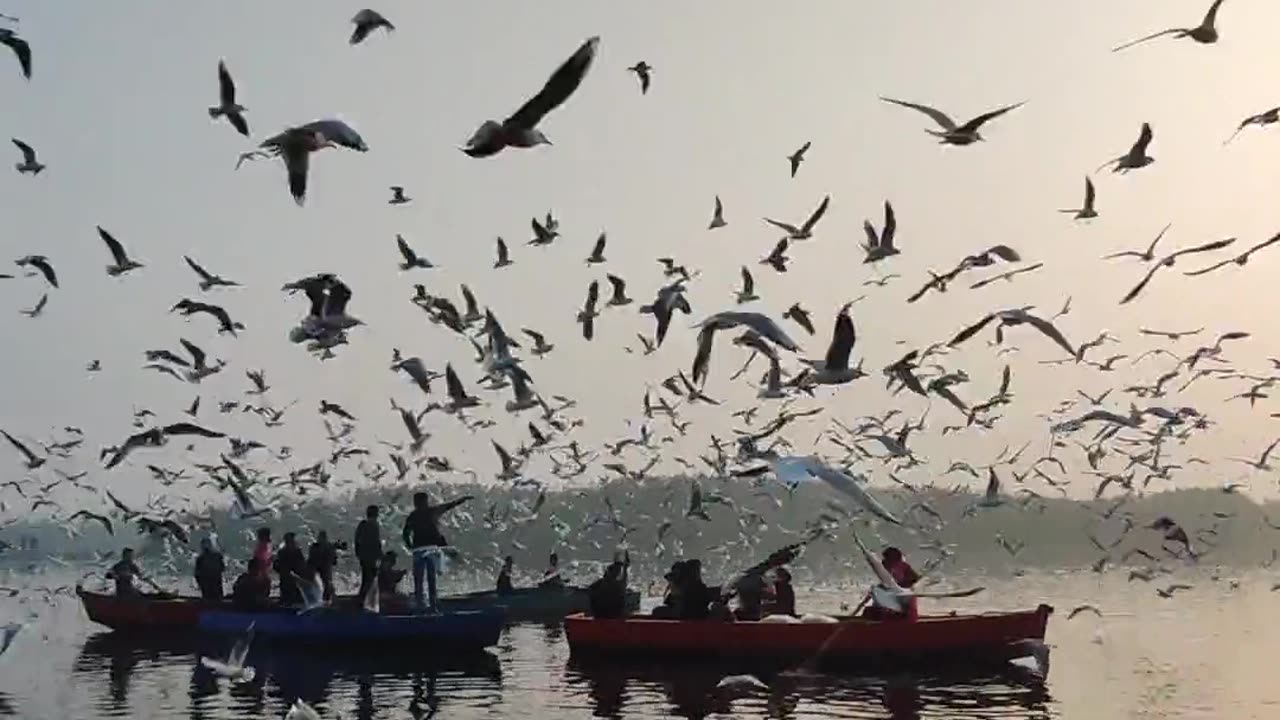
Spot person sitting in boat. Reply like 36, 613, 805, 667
273, 532, 308, 606
587, 551, 630, 618
231, 557, 271, 610
402, 491, 474, 612
862, 547, 920, 621
767, 567, 796, 617
106, 547, 144, 597
194, 537, 225, 601
733, 570, 767, 621
496, 555, 515, 595
651, 561, 686, 619
307, 530, 345, 603
377, 550, 408, 611
539, 552, 565, 589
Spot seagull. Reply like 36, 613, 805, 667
586, 233, 607, 264
861, 201, 899, 262
444, 363, 481, 411
1183, 232, 1280, 276
880, 97, 1024, 145
522, 328, 555, 357
14, 255, 56, 287
97, 226, 144, 276
764, 195, 830, 241
1112, 0, 1226, 52
738, 454, 900, 525
1059, 177, 1097, 220
577, 280, 600, 340
11, 138, 42, 174
627, 61, 651, 94
800, 304, 864, 385
1067, 604, 1104, 620
19, 293, 46, 318
0, 27, 31, 79
1, 430, 44, 469
692, 311, 800, 385
208, 60, 249, 137
529, 216, 558, 246
463, 36, 599, 157
787, 141, 811, 178
1104, 223, 1172, 262
184, 256, 241, 291
257, 119, 369, 205
0, 623, 20, 658
783, 303, 815, 335
761, 238, 790, 273
1120, 236, 1236, 304
969, 262, 1044, 290
949, 308, 1076, 358
709, 195, 727, 230
605, 274, 632, 306
494, 238, 513, 268
396, 234, 434, 270
67, 510, 113, 536
716, 674, 769, 692
200, 623, 256, 682
388, 186, 411, 205
391, 356, 438, 395
1225, 106, 1280, 145
735, 267, 759, 304
350, 9, 394, 45
639, 280, 692, 347
285, 700, 323, 720
1230, 438, 1280, 471
1099, 123, 1155, 173
172, 299, 243, 336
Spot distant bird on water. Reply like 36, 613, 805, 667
463, 36, 599, 157
880, 97, 1024, 145
627, 61, 651, 94
208, 60, 249, 137
350, 9, 394, 45
1112, 0, 1226, 52
11, 138, 43, 174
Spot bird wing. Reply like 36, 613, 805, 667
880, 97, 957, 130
496, 237, 509, 263
1021, 313, 1077, 357
11, 138, 34, 163
958, 101, 1025, 133
808, 464, 901, 525
692, 325, 717, 385
583, 280, 599, 311
1182, 257, 1234, 277
1203, 0, 1225, 28
1168, 237, 1236, 261
763, 218, 802, 236
461, 284, 479, 316
445, 364, 467, 401
948, 313, 997, 346
881, 201, 897, 250
606, 274, 626, 301
1120, 263, 1163, 304
740, 266, 754, 295
1, 430, 36, 462
300, 119, 367, 151
163, 422, 225, 438
1112, 28, 1181, 52
3, 34, 31, 79
1131, 122, 1154, 155
1083, 177, 1095, 209
217, 60, 236, 105
282, 143, 309, 205
180, 338, 207, 367
801, 195, 830, 234
591, 233, 606, 258
506, 36, 599, 130
985, 244, 1022, 263
823, 308, 855, 370
227, 112, 249, 137
96, 226, 129, 265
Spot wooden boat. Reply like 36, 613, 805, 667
435, 586, 642, 621
198, 607, 505, 647
77, 586, 209, 630
564, 605, 1052, 669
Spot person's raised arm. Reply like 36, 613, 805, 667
437, 495, 474, 514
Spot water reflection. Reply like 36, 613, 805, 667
74, 632, 501, 720
565, 659, 1055, 720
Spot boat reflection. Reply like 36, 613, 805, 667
565, 658, 1055, 720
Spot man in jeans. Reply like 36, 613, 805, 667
401, 492, 473, 612
354, 505, 382, 604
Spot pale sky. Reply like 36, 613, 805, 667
3, 0, 1280, 516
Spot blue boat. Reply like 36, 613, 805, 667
198, 607, 504, 648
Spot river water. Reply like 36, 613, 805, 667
1, 567, 1277, 719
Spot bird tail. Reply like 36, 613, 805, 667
208, 107, 223, 118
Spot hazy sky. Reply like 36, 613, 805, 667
3, 0, 1280, 516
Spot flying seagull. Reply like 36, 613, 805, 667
0, 27, 30, 79
255, 119, 369, 205
20, 293, 47, 318
1112, 0, 1225, 52
184, 256, 240, 291
1099, 123, 1154, 173
709, 195, 727, 229
735, 266, 759, 304
764, 195, 830, 241
880, 97, 1024, 145
787, 141, 811, 178
463, 36, 599, 157
783, 303, 815, 335
949, 308, 1076, 358
208, 60, 249, 137
586, 233, 607, 264
861, 201, 899, 262
1120, 236, 1236, 304
1103, 223, 1172, 262
171, 299, 244, 336
761, 238, 790, 273
693, 311, 801, 385
577, 280, 600, 340
800, 304, 864, 385
15, 255, 56, 287
396, 234, 434, 270
627, 61, 651, 94
1059, 177, 1097, 220
605, 274, 631, 306
97, 226, 144, 276
1, 430, 44, 469
350, 9, 394, 45
388, 186, 411, 205
494, 238, 513, 268
11, 138, 43, 174
1225, 106, 1280, 145
1183, 232, 1280, 276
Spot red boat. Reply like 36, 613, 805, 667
564, 605, 1052, 669
77, 587, 214, 630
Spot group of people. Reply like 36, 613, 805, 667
650, 558, 795, 621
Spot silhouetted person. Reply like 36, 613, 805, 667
273, 532, 307, 606
496, 555, 515, 595
588, 551, 630, 618
539, 552, 565, 588
354, 505, 382, 602
308, 530, 344, 603
402, 492, 473, 611
232, 557, 271, 610
194, 538, 225, 601
106, 548, 143, 597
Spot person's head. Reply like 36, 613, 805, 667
121, 547, 134, 561
502, 555, 514, 570
256, 527, 271, 543
317, 530, 329, 543
604, 562, 623, 581
365, 505, 379, 520
382, 550, 397, 567
247, 557, 262, 575
200, 537, 214, 552
687, 559, 703, 579
882, 547, 904, 568
548, 553, 559, 567
283, 532, 297, 548
413, 492, 429, 509
775, 568, 792, 584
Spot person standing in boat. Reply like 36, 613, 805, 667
539, 552, 565, 588
496, 555, 515, 595
273, 532, 308, 606
106, 547, 145, 597
402, 492, 474, 612
194, 537, 225, 601
354, 505, 382, 604
308, 530, 345, 603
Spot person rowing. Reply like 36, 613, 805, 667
850, 530, 984, 621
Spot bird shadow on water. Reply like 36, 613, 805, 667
564, 658, 1055, 720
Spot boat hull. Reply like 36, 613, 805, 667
436, 587, 641, 622
199, 608, 505, 648
77, 587, 208, 630
564, 605, 1052, 669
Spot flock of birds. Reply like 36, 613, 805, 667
6, 4, 1280, 687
